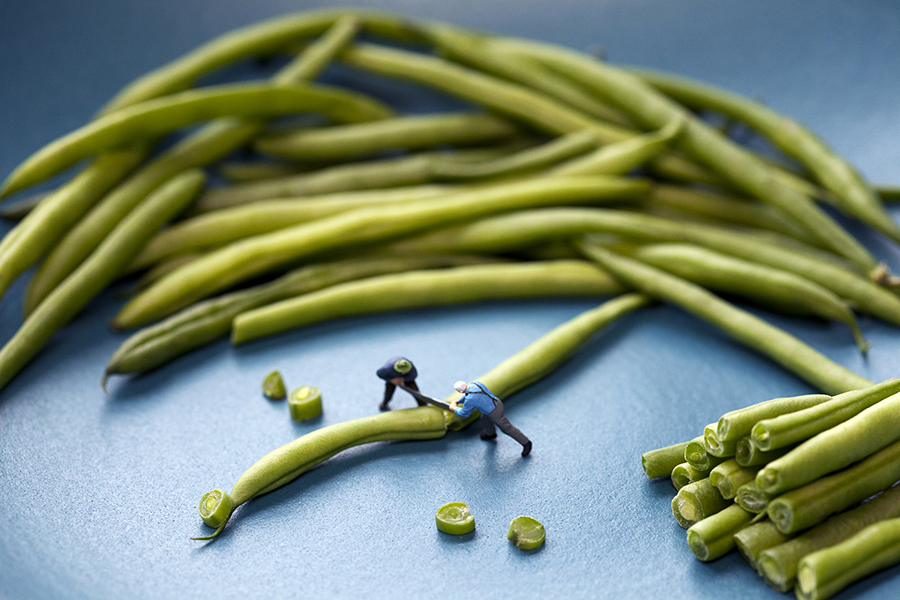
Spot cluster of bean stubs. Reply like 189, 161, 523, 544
1, 7, 900, 589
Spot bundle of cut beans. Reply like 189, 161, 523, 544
642, 378, 900, 600
1, 10, 900, 594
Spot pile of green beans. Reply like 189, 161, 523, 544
1, 8, 899, 596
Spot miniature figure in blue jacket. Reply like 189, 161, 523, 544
449, 381, 532, 457
376, 356, 425, 411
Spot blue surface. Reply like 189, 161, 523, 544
1, 2, 899, 599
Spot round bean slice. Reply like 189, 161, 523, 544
289, 386, 323, 422
436, 502, 475, 535
507, 516, 545, 550
262, 371, 286, 400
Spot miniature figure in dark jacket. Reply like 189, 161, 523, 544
376, 356, 425, 411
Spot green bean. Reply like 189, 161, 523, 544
218, 161, 309, 183
255, 112, 518, 161
633, 67, 900, 246
507, 516, 545, 550
876, 184, 900, 203
288, 386, 323, 421
1, 82, 392, 199
340, 41, 722, 188
0, 170, 205, 391
672, 478, 729, 529
0, 191, 47, 221
733, 520, 792, 570
0, 146, 148, 302
758, 484, 900, 593
710, 460, 761, 500
795, 518, 900, 600
766, 438, 900, 534
98, 10, 341, 113
492, 37, 880, 276
735, 481, 775, 514
115, 176, 647, 328
118, 254, 202, 297
704, 424, 738, 458
641, 440, 692, 479
129, 185, 459, 270
436, 502, 476, 535
687, 504, 755, 561
734, 437, 793, 468
672, 462, 710, 491
717, 393, 831, 443
685, 434, 729, 472
197, 292, 649, 539
231, 260, 626, 344
756, 390, 900, 495
262, 371, 286, 400
391, 206, 900, 328
625, 243, 868, 352
752, 379, 900, 453
194, 404, 449, 539
23, 21, 363, 314
104, 254, 491, 386
551, 118, 683, 176
578, 243, 872, 395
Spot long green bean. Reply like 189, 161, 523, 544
232, 260, 625, 343
23, 21, 363, 314
766, 438, 900, 534
756, 390, 900, 495
757, 484, 900, 593
734, 438, 793, 468
795, 518, 900, 600
0, 171, 205, 391
633, 67, 900, 246
625, 243, 868, 351
492, 37, 880, 276
578, 243, 872, 394
733, 520, 791, 570
717, 393, 831, 443
255, 111, 518, 160
103, 254, 498, 386
115, 176, 648, 328
752, 379, 900, 453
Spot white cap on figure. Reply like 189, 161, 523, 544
453, 381, 468, 393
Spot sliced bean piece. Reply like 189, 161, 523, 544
709, 460, 760, 500
672, 462, 710, 491
578, 243, 871, 395
116, 177, 647, 328
231, 260, 625, 344
507, 516, 545, 550
289, 386, 323, 421
437, 502, 476, 535
704, 424, 738, 458
0, 171, 205, 391
685, 434, 728, 472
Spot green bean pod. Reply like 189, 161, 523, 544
116, 176, 647, 328
758, 484, 900, 593
795, 518, 900, 600
735, 481, 775, 514
255, 111, 518, 160
105, 254, 493, 385
703, 424, 738, 458
685, 434, 729, 472
194, 405, 448, 539
687, 504, 755, 561
766, 438, 900, 534
757, 390, 900, 495
717, 393, 831, 443
232, 260, 625, 344
672, 478, 729, 529
751, 378, 900, 453
733, 520, 792, 571
0, 191, 46, 221
1, 83, 393, 198
578, 243, 872, 395
734, 437, 793, 468
641, 440, 692, 479
0, 170, 205, 391
672, 462, 710, 491
634, 67, 900, 246
625, 243, 868, 352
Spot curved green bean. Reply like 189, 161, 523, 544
0, 170, 205, 391
578, 243, 871, 395
1, 82, 393, 198
255, 111, 518, 161
104, 254, 496, 386
115, 176, 647, 328
24, 23, 362, 314
232, 260, 625, 343
633, 67, 900, 246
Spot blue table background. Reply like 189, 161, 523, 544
1, 2, 899, 599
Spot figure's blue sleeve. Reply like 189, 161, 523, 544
454, 394, 474, 417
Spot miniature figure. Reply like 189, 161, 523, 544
450, 381, 532, 457
376, 356, 425, 410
